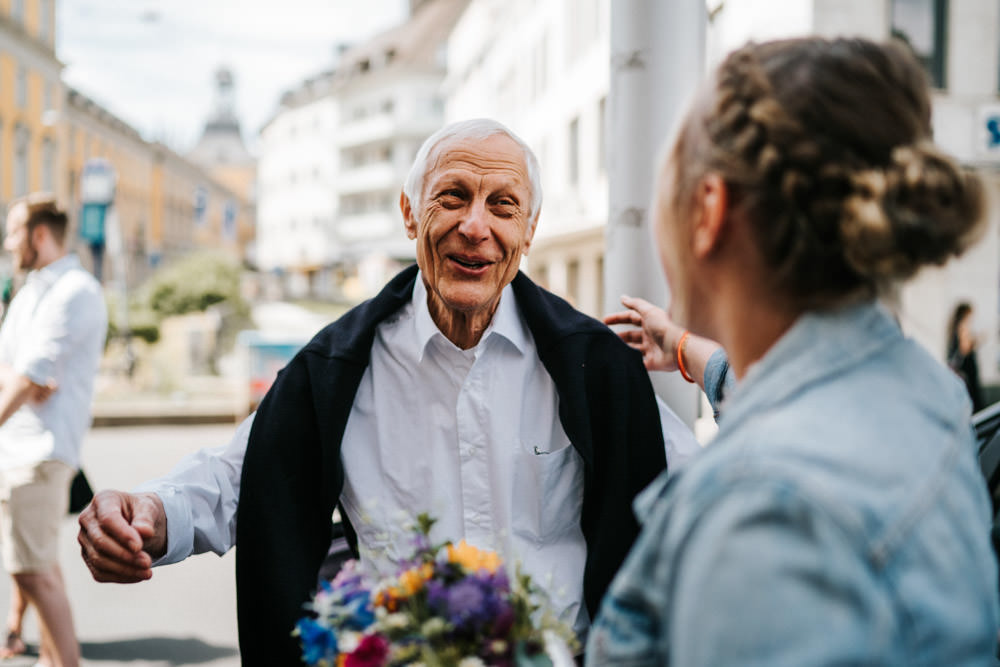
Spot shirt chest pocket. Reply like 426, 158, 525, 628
511, 434, 584, 544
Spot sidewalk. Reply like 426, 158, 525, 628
91, 300, 333, 427
91, 375, 244, 427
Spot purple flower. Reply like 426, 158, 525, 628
332, 560, 366, 593
447, 577, 487, 626
491, 600, 515, 637
295, 617, 337, 665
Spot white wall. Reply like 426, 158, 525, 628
256, 96, 339, 273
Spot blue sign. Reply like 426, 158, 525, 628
223, 200, 237, 240
79, 202, 106, 245
979, 105, 1000, 157
194, 186, 208, 226
987, 116, 1000, 150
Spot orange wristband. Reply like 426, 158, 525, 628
677, 331, 695, 383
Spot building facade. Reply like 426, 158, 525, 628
255, 0, 467, 300
257, 72, 340, 298
62, 89, 251, 287
0, 0, 61, 212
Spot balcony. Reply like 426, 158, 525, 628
337, 162, 399, 196
337, 111, 443, 150
336, 211, 398, 244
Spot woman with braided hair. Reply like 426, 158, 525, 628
587, 37, 999, 665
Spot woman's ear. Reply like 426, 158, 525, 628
692, 173, 729, 259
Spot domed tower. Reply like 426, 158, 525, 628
188, 67, 253, 168
187, 67, 257, 260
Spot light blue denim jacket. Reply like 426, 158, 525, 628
587, 301, 1000, 665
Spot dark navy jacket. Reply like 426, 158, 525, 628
235, 265, 667, 664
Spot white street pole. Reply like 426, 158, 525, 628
606, 0, 707, 428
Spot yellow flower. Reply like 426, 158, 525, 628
447, 540, 502, 573
398, 565, 428, 595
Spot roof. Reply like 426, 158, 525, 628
258, 0, 469, 134
333, 0, 469, 85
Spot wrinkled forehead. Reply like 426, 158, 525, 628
424, 134, 530, 191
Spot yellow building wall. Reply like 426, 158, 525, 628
0, 54, 12, 201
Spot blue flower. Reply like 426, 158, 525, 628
342, 590, 376, 630
296, 617, 338, 665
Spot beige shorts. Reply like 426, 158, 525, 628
0, 460, 74, 573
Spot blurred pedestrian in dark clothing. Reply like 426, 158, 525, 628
948, 301, 986, 412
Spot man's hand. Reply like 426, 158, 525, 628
30, 380, 57, 404
77, 490, 167, 584
604, 295, 685, 373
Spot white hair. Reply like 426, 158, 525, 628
402, 118, 543, 223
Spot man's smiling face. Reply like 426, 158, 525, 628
405, 132, 537, 322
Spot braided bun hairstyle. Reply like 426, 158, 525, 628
675, 37, 985, 307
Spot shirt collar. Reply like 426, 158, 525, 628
25, 254, 80, 289
412, 272, 528, 359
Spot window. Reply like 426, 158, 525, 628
565, 0, 600, 65
533, 31, 548, 100
41, 138, 54, 192
15, 66, 26, 109
891, 0, 947, 89
39, 0, 51, 42
597, 96, 607, 174
567, 259, 580, 306
43, 82, 53, 113
14, 125, 29, 197
568, 116, 580, 186
11, 0, 23, 22
596, 254, 604, 315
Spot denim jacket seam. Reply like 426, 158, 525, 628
868, 419, 970, 568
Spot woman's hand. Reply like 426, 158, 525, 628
604, 295, 686, 373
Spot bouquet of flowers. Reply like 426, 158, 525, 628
295, 514, 579, 667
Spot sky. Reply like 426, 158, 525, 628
57, 0, 408, 154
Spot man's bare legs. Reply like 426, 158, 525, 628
0, 581, 27, 657
13, 565, 78, 667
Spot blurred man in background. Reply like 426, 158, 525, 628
0, 194, 106, 667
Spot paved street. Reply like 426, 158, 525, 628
1, 424, 243, 666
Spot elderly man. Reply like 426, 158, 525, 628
78, 119, 697, 663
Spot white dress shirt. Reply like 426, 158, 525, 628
0, 254, 106, 470
137, 273, 699, 638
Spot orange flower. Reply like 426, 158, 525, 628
398, 567, 425, 596
447, 540, 502, 573
374, 589, 399, 612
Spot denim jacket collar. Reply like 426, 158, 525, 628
719, 300, 902, 435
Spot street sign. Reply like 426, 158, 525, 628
223, 199, 237, 240
80, 158, 116, 205
194, 185, 208, 226
79, 202, 106, 245
979, 104, 1000, 158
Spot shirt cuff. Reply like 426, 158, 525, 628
131, 481, 194, 566
703, 348, 731, 421
14, 359, 52, 387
